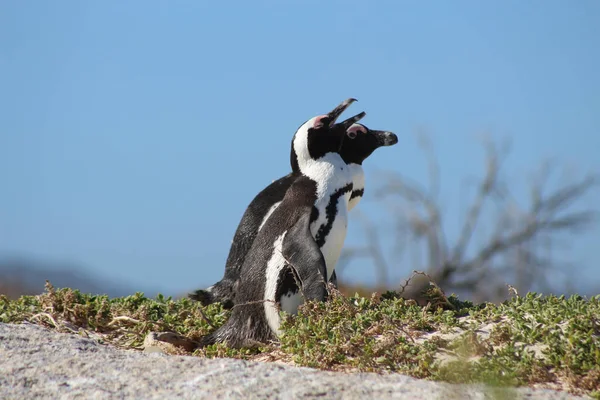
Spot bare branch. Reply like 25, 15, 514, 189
377, 172, 447, 271
352, 210, 390, 287
414, 129, 441, 200
450, 138, 503, 265
535, 175, 598, 216
350, 131, 598, 302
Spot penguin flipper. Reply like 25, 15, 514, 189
282, 212, 328, 302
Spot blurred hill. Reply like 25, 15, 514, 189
0, 257, 162, 300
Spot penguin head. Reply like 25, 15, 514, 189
339, 123, 398, 165
290, 98, 366, 172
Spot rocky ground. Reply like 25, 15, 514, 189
0, 323, 588, 400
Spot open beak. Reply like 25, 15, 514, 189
337, 111, 367, 131
326, 98, 358, 127
372, 130, 398, 146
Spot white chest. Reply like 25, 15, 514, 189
303, 153, 353, 280
310, 193, 349, 280
347, 163, 365, 211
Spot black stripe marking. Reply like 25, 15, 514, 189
276, 266, 299, 303
309, 206, 319, 224
350, 189, 364, 200
315, 183, 353, 248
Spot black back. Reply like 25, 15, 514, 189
188, 172, 298, 308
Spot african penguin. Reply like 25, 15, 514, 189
198, 100, 366, 348
189, 121, 398, 309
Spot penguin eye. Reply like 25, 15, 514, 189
346, 125, 365, 139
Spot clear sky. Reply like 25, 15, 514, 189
1, 1, 599, 296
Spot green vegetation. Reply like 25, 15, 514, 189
1, 281, 599, 398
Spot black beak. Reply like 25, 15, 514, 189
372, 130, 398, 146
326, 98, 358, 127
337, 111, 367, 131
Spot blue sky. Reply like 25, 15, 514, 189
1, 1, 599, 296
